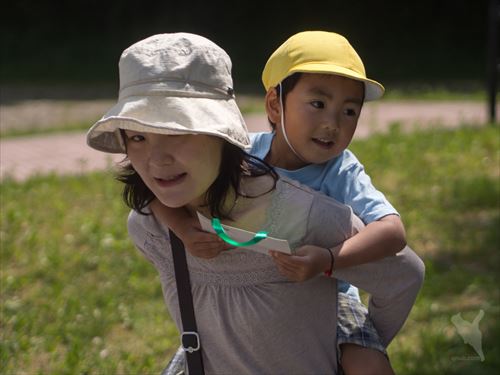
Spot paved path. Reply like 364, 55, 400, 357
0, 100, 494, 181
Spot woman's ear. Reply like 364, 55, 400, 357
265, 88, 281, 125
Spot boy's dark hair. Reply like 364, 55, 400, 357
268, 73, 302, 130
117, 139, 278, 219
268, 72, 366, 131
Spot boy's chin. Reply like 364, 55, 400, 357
308, 154, 339, 165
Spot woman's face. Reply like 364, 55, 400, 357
124, 131, 224, 208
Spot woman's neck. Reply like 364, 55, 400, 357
187, 174, 275, 232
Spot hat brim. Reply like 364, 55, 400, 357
284, 62, 385, 101
87, 96, 250, 153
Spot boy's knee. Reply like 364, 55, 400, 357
340, 344, 394, 375
399, 245, 425, 291
380, 246, 425, 302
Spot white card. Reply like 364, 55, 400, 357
196, 212, 292, 255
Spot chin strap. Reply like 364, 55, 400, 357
279, 82, 307, 163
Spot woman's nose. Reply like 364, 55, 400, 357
149, 142, 175, 166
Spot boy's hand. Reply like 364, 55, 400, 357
149, 199, 233, 259
178, 223, 234, 259
269, 245, 331, 282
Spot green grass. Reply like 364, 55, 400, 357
350, 124, 500, 374
381, 85, 487, 101
1, 125, 499, 373
0, 122, 92, 139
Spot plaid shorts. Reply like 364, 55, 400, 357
162, 346, 186, 375
336, 291, 387, 355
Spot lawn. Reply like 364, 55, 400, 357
1, 125, 499, 374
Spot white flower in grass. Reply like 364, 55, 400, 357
100, 234, 115, 248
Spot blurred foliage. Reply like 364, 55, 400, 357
0, 0, 490, 91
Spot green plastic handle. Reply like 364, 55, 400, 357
211, 218, 268, 247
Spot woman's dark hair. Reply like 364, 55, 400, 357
268, 72, 302, 130
117, 138, 278, 219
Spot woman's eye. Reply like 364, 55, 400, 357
128, 134, 145, 142
311, 101, 324, 109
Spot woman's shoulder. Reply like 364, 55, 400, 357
127, 208, 160, 234
269, 176, 357, 247
127, 208, 172, 265
277, 175, 345, 206
127, 209, 167, 246
272, 175, 318, 204
281, 176, 353, 217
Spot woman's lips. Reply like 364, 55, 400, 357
154, 173, 187, 187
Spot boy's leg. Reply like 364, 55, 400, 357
340, 344, 394, 375
334, 246, 425, 346
336, 293, 393, 375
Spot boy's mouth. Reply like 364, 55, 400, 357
312, 137, 334, 149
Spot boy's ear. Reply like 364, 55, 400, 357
265, 88, 281, 124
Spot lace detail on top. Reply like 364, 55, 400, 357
264, 177, 315, 250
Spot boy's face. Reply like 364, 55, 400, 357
269, 73, 364, 169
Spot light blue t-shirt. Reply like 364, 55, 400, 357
250, 132, 399, 297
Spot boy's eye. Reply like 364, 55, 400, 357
344, 108, 358, 117
310, 100, 324, 109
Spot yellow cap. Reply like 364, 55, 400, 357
262, 31, 384, 101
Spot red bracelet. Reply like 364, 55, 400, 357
324, 247, 334, 277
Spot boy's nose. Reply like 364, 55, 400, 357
322, 114, 340, 132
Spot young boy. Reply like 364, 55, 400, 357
152, 31, 419, 374
253, 30, 405, 374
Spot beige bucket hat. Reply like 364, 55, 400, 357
87, 33, 250, 153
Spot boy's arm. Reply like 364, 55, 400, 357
331, 153, 407, 267
272, 211, 423, 346
331, 213, 406, 269
271, 244, 425, 346
149, 199, 230, 259
270, 214, 405, 281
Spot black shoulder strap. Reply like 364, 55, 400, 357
168, 230, 205, 375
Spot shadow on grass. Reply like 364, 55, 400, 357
409, 175, 499, 373
359, 126, 500, 375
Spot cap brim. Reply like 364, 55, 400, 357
284, 63, 385, 101
87, 96, 250, 153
